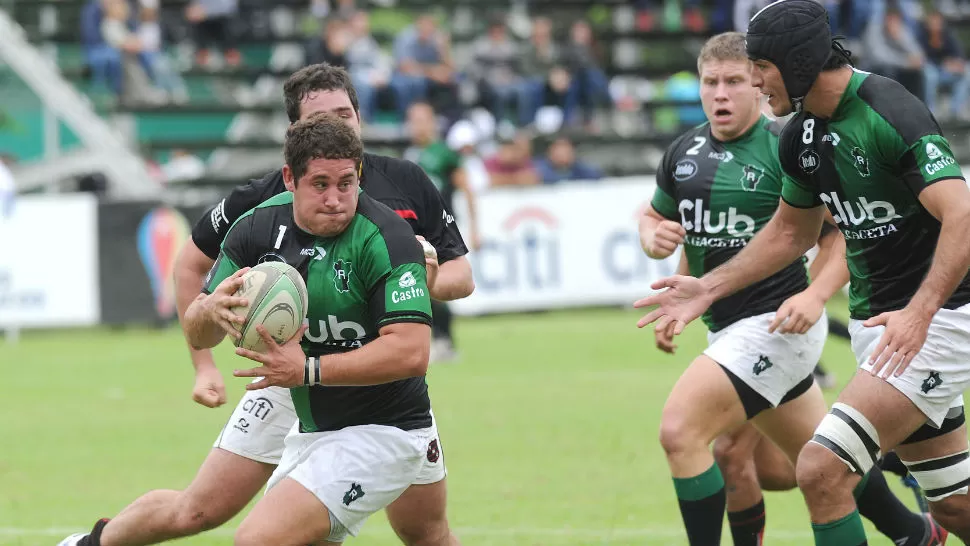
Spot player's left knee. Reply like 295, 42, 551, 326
797, 402, 879, 498
713, 436, 757, 486
905, 448, 970, 533
796, 440, 853, 499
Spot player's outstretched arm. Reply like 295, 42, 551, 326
174, 240, 227, 407
635, 201, 825, 333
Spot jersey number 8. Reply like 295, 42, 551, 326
802, 119, 815, 144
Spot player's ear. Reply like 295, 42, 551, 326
282, 164, 297, 191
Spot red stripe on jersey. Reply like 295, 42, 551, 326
395, 209, 418, 220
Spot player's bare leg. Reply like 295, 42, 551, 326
713, 424, 768, 546
796, 372, 954, 544
386, 480, 460, 546
659, 355, 749, 545
234, 477, 337, 546
94, 449, 274, 546
752, 434, 796, 491
897, 424, 970, 538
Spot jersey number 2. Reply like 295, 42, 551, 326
686, 137, 706, 155
801, 119, 815, 144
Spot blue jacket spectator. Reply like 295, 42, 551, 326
918, 10, 970, 119
535, 137, 602, 184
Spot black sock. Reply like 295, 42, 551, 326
829, 317, 850, 340
728, 499, 765, 546
674, 464, 727, 546
77, 519, 110, 546
855, 468, 925, 543
430, 300, 454, 343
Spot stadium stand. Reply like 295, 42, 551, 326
4, 0, 970, 193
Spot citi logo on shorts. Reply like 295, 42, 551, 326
819, 192, 902, 226
242, 396, 274, 421
343, 482, 365, 506
678, 199, 755, 236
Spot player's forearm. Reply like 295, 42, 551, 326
320, 327, 431, 386
702, 207, 822, 301
909, 205, 970, 314
639, 214, 669, 259
183, 295, 227, 350
431, 257, 474, 301
174, 243, 218, 369
803, 231, 849, 302
676, 250, 689, 276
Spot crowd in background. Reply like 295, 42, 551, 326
69, 0, 970, 193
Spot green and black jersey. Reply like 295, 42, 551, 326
779, 70, 970, 320
651, 116, 809, 332
204, 191, 434, 433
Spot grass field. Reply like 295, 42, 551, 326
0, 301, 943, 545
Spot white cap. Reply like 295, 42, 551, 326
446, 120, 479, 151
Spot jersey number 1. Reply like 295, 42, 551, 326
274, 225, 287, 249
801, 119, 815, 144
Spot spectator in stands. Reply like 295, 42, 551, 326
634, 0, 705, 32
306, 17, 350, 72
561, 20, 611, 128
81, 0, 123, 96
484, 132, 539, 187
863, 6, 926, 100
391, 14, 455, 119
447, 119, 492, 201
185, 0, 240, 68
824, 0, 873, 40
520, 17, 569, 127
100, 0, 162, 103
137, 1, 188, 103
310, 0, 358, 21
469, 14, 528, 126
344, 11, 391, 122
918, 10, 970, 120
733, 0, 773, 32
535, 137, 603, 184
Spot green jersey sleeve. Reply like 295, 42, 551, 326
904, 136, 965, 190
650, 146, 679, 220
202, 214, 254, 293
778, 113, 823, 208
360, 230, 433, 329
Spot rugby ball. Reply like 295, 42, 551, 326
230, 262, 308, 353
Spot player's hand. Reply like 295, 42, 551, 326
417, 235, 439, 290
201, 267, 250, 340
633, 275, 711, 336
769, 290, 825, 334
646, 220, 686, 258
863, 306, 933, 379
232, 324, 309, 389
654, 320, 678, 354
192, 364, 227, 408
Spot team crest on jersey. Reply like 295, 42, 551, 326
399, 271, 417, 288
674, 159, 698, 181
798, 149, 820, 174
921, 371, 943, 393
752, 355, 773, 376
851, 147, 870, 177
926, 142, 943, 159
741, 164, 765, 191
333, 259, 353, 293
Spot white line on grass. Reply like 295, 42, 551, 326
0, 526, 815, 540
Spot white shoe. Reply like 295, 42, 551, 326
57, 534, 86, 546
429, 339, 459, 364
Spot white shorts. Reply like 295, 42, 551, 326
213, 385, 296, 464
705, 312, 827, 407
267, 422, 444, 538
852, 303, 970, 427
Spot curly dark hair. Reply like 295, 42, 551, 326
284, 112, 363, 184
283, 63, 360, 123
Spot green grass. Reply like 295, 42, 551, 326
0, 302, 939, 545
